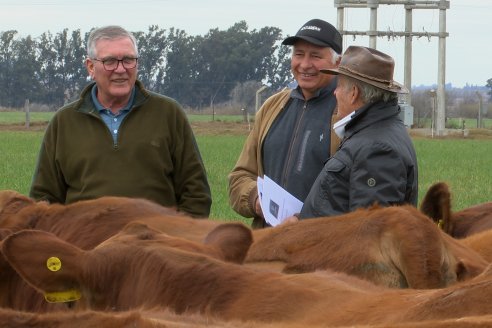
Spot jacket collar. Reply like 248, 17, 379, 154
291, 77, 338, 101
75, 80, 149, 114
344, 99, 400, 138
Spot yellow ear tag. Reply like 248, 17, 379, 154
437, 219, 444, 230
46, 256, 62, 272
44, 289, 82, 303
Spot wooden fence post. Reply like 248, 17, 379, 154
24, 99, 30, 129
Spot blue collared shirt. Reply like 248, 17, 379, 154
91, 85, 136, 143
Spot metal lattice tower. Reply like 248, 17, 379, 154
334, 0, 449, 135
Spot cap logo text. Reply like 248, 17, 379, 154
301, 25, 321, 32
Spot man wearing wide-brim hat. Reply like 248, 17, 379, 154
299, 46, 419, 219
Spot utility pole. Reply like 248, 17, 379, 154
334, 0, 450, 136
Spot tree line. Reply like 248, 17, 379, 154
0, 22, 292, 110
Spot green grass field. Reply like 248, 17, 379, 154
0, 111, 244, 124
1, 111, 491, 223
1, 126, 491, 224
0, 112, 55, 124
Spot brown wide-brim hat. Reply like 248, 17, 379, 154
321, 46, 409, 94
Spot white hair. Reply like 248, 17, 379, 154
87, 25, 138, 58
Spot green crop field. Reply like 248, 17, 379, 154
1, 123, 491, 224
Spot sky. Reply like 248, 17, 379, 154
1, 0, 490, 88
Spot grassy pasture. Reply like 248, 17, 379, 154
0, 111, 244, 125
0, 112, 54, 124
1, 128, 491, 225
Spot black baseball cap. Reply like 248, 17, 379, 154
282, 19, 342, 54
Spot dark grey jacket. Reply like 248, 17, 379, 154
262, 81, 337, 203
300, 99, 418, 218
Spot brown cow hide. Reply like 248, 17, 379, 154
0, 307, 268, 328
6, 228, 492, 327
0, 221, 251, 312
0, 190, 229, 311
4, 308, 492, 328
0, 190, 233, 246
0, 190, 181, 246
246, 205, 487, 288
0, 307, 158, 328
94, 221, 253, 264
461, 229, 492, 262
450, 202, 492, 238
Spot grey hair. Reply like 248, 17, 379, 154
290, 44, 340, 65
87, 25, 139, 58
344, 76, 398, 103
328, 47, 341, 65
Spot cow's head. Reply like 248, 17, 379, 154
1, 221, 253, 310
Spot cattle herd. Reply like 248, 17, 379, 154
1, 183, 492, 327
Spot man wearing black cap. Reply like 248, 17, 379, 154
300, 46, 418, 219
228, 19, 342, 228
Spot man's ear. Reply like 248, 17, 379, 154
85, 58, 95, 79
350, 84, 360, 105
335, 54, 342, 66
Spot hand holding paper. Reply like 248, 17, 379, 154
257, 175, 303, 226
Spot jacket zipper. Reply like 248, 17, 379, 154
113, 107, 135, 149
281, 101, 308, 187
88, 111, 123, 149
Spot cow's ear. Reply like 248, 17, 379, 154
455, 258, 487, 282
420, 182, 452, 231
1, 230, 84, 303
204, 223, 253, 264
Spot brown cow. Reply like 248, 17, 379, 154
0, 220, 251, 312
3, 189, 485, 290
420, 182, 492, 238
95, 221, 253, 264
461, 229, 492, 262
0, 190, 230, 312
6, 228, 492, 327
0, 190, 229, 245
0, 308, 159, 328
0, 190, 179, 240
4, 308, 492, 328
246, 205, 487, 289
449, 202, 492, 238
1, 190, 487, 288
0, 307, 265, 328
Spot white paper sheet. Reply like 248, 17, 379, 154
256, 175, 303, 226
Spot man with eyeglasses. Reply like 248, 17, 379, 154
30, 25, 212, 218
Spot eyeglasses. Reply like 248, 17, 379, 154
92, 57, 138, 71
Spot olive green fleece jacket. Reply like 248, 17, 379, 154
30, 80, 211, 218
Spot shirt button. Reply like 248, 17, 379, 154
113, 130, 118, 134
114, 118, 117, 122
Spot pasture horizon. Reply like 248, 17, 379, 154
1, 111, 492, 130
1, 121, 491, 223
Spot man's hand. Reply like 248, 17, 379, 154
254, 196, 264, 218
281, 215, 299, 225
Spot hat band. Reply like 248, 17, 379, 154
339, 65, 392, 85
